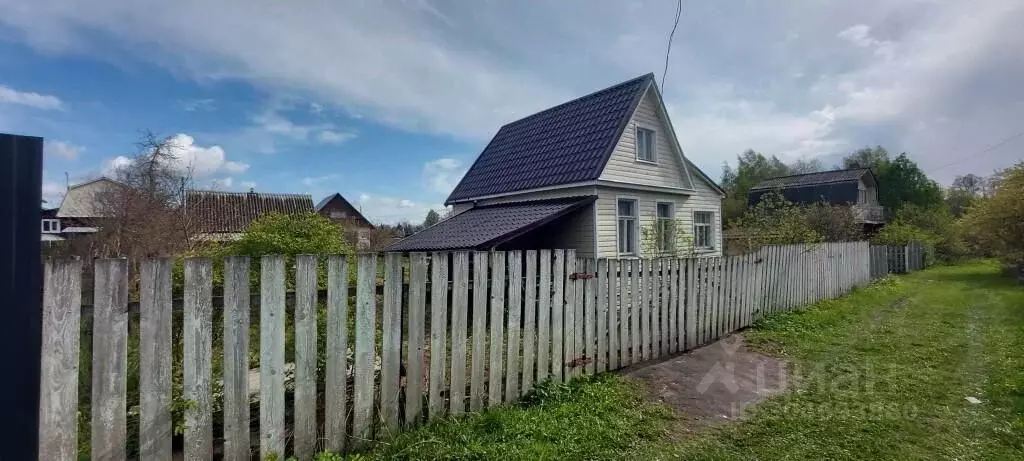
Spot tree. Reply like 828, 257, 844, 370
788, 157, 824, 174
958, 162, 1024, 266
720, 149, 793, 224
842, 145, 891, 172
947, 173, 988, 217
877, 154, 943, 211
230, 212, 355, 286
423, 209, 441, 227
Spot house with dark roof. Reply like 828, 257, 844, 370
388, 73, 725, 257
184, 189, 315, 241
748, 168, 884, 224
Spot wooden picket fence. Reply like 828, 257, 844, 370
41, 242, 878, 460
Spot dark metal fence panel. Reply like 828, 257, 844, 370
0, 133, 44, 460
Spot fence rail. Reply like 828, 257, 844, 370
40, 241, 928, 460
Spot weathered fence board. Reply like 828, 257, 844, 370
326, 255, 350, 450
406, 254, 427, 425
222, 257, 250, 461
470, 251, 488, 412
489, 251, 507, 402
381, 253, 404, 428
353, 254, 378, 445
522, 250, 538, 393
537, 250, 552, 384
40, 260, 82, 461
294, 255, 318, 459
428, 253, 449, 418
584, 259, 597, 375
505, 251, 522, 401
260, 255, 286, 458
551, 250, 565, 381
629, 258, 641, 364
184, 259, 213, 461
449, 252, 469, 414
564, 251, 578, 377
139, 259, 173, 461
92, 259, 129, 461
597, 259, 609, 372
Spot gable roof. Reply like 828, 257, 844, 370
56, 177, 126, 218
445, 74, 655, 204
315, 193, 374, 227
185, 190, 314, 234
749, 168, 873, 192
387, 196, 596, 252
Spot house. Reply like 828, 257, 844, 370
747, 168, 884, 225
387, 73, 725, 258
184, 189, 314, 241
316, 193, 374, 249
41, 177, 123, 241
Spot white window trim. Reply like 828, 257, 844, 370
41, 218, 61, 234
615, 196, 640, 257
655, 201, 675, 254
692, 210, 716, 252
634, 125, 657, 164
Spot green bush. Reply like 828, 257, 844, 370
958, 162, 1024, 266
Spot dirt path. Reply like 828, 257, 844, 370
624, 334, 790, 434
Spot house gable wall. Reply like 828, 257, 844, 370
598, 88, 694, 190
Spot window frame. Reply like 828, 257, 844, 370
616, 197, 639, 257
655, 201, 675, 254
41, 218, 61, 234
692, 210, 715, 251
634, 125, 657, 163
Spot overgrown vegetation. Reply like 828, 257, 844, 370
726, 191, 862, 253
958, 162, 1024, 266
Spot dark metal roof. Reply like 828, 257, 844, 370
749, 168, 872, 191
315, 193, 374, 228
386, 196, 596, 252
445, 74, 654, 203
185, 190, 314, 233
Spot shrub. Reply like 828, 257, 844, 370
958, 162, 1024, 266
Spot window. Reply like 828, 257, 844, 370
858, 189, 867, 203
41, 219, 61, 234
693, 211, 714, 250
617, 199, 638, 255
656, 202, 674, 253
635, 127, 656, 162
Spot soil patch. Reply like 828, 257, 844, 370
624, 334, 790, 434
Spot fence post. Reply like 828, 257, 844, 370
353, 253, 378, 444
294, 255, 319, 458
39, 259, 82, 461
183, 258, 213, 461
326, 255, 350, 449
406, 253, 428, 425
470, 251, 489, 411
428, 253, 449, 418
448, 251, 469, 413
223, 257, 251, 461
260, 255, 286, 458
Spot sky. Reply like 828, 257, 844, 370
2, 0, 1022, 224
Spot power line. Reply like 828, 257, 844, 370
660, 0, 683, 92
928, 128, 1024, 173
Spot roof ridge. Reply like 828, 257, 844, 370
765, 167, 869, 180
187, 189, 312, 198
498, 73, 655, 130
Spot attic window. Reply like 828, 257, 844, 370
41, 219, 61, 234
636, 127, 656, 162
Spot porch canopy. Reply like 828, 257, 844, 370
386, 196, 596, 252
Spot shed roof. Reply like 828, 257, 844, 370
185, 190, 314, 234
386, 196, 596, 252
445, 74, 654, 203
749, 168, 873, 191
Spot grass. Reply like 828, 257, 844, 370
352, 261, 1024, 460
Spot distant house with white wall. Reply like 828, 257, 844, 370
41, 177, 123, 241
387, 73, 725, 258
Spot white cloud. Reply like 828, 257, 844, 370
317, 130, 356, 144
422, 158, 466, 195
212, 177, 233, 188
357, 193, 444, 224
240, 181, 257, 190
181, 98, 216, 111
104, 133, 248, 178
0, 84, 63, 110
45, 140, 83, 160
301, 173, 340, 187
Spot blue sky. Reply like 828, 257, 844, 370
2, 0, 1023, 223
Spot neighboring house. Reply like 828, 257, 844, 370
388, 73, 725, 258
747, 168, 884, 225
185, 190, 314, 241
42, 177, 122, 241
316, 193, 374, 249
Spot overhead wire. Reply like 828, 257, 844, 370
660, 0, 683, 93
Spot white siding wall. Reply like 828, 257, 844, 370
595, 182, 722, 258
598, 89, 693, 189
456, 186, 597, 258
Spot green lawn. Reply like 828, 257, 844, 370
353, 261, 1024, 460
